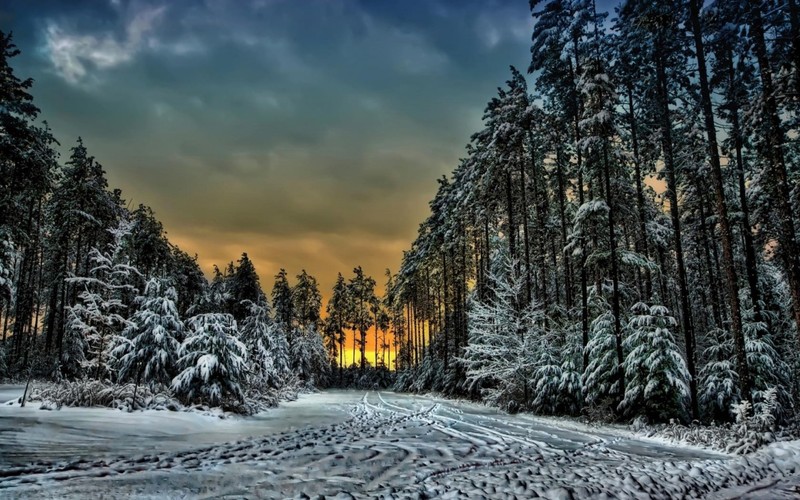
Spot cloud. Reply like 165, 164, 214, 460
392, 29, 449, 75
44, 5, 166, 84
11, 0, 536, 309
475, 7, 532, 50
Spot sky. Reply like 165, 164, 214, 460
3, 0, 615, 366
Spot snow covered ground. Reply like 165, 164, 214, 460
0, 387, 799, 498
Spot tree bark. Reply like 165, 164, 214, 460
749, 3, 800, 340
655, 41, 699, 419
724, 49, 764, 326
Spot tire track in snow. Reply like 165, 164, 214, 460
1, 391, 798, 499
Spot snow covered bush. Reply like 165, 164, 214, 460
725, 394, 779, 454
28, 379, 180, 412
172, 313, 247, 407
113, 279, 182, 389
618, 302, 690, 423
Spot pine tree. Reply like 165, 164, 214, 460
240, 298, 290, 389
65, 220, 141, 380
228, 253, 263, 322
618, 302, 690, 423
582, 303, 619, 411
172, 313, 247, 406
0, 31, 58, 371
271, 269, 293, 330
699, 328, 739, 422
166, 247, 207, 316
290, 324, 329, 387
558, 324, 583, 415
44, 139, 121, 356
114, 278, 182, 389
293, 269, 321, 330
348, 266, 375, 370
617, 0, 701, 418
459, 256, 545, 411
688, 0, 750, 405
325, 272, 349, 377
128, 205, 171, 279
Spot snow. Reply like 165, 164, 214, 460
0, 386, 357, 468
0, 388, 798, 498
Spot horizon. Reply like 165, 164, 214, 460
1, 0, 558, 367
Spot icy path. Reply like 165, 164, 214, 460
0, 389, 799, 498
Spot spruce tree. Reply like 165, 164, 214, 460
172, 313, 247, 406
114, 279, 182, 389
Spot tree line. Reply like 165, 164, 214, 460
390, 0, 800, 424
0, 26, 412, 399
0, 32, 340, 408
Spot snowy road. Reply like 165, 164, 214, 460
1, 388, 799, 498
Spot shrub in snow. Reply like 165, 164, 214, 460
636, 392, 783, 455
28, 379, 180, 412
725, 395, 779, 454
172, 313, 247, 406
618, 302, 690, 423
114, 279, 182, 390
752, 387, 779, 432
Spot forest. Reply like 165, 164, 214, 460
390, 0, 800, 427
1, 0, 800, 431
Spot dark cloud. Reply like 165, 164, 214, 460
5, 0, 537, 297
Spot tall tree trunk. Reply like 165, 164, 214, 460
788, 0, 800, 98
570, 50, 590, 373
442, 249, 449, 369
520, 157, 532, 306
505, 169, 516, 271
656, 43, 699, 419
696, 199, 723, 329
602, 146, 625, 403
749, 3, 800, 340
461, 225, 469, 348
725, 49, 764, 325
554, 146, 571, 309
627, 85, 653, 300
